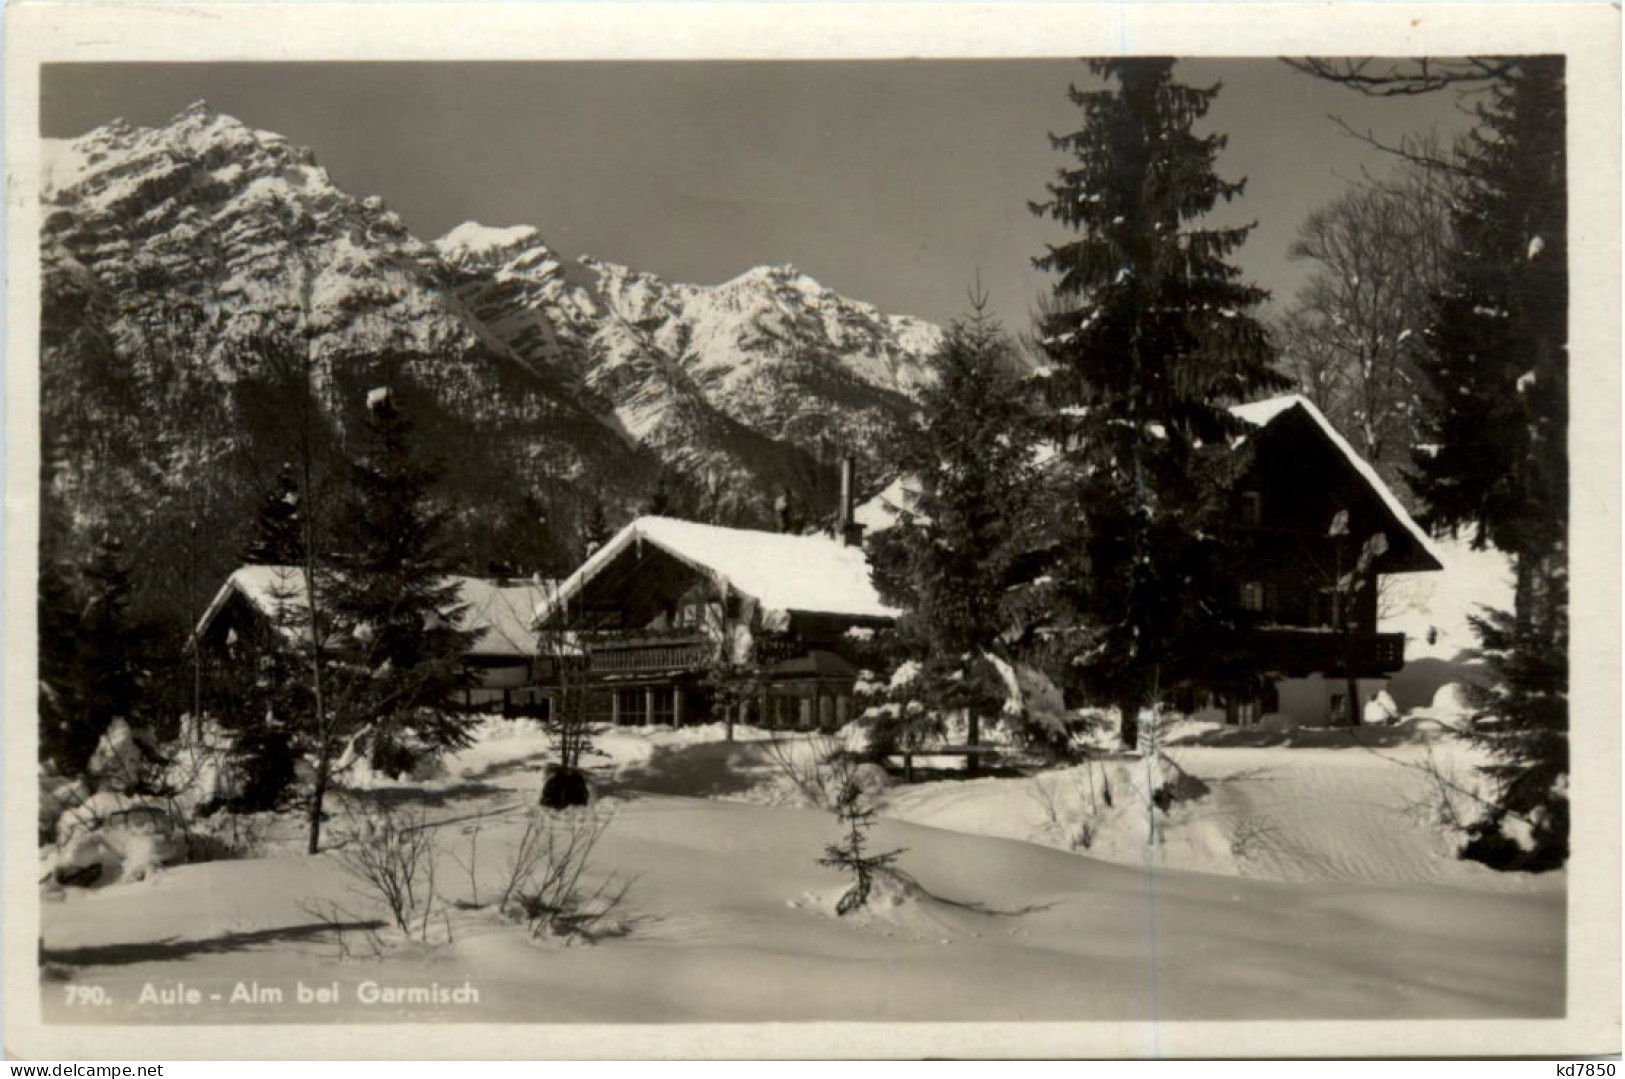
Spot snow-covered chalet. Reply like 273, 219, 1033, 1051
533, 473, 896, 729
857, 394, 1445, 728
191, 567, 556, 714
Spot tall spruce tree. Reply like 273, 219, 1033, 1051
642, 475, 675, 517
244, 462, 305, 566
39, 561, 91, 776
55, 533, 144, 773
321, 387, 480, 778
581, 499, 613, 557
39, 487, 88, 776
196, 464, 311, 813
1407, 58, 1568, 869
866, 295, 1044, 755
1031, 58, 1285, 747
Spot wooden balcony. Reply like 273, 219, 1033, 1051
1247, 627, 1406, 676
587, 631, 714, 676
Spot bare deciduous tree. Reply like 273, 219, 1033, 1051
1276, 162, 1454, 500
1281, 58, 1515, 99
534, 580, 605, 808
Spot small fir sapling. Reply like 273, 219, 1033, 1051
819, 779, 905, 915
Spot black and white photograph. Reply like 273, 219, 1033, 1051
4, 2, 1619, 1060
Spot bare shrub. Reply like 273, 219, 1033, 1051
1027, 773, 1068, 837
1348, 728, 1516, 845
497, 807, 630, 942
448, 821, 485, 908
298, 898, 386, 960
1228, 814, 1281, 861
1027, 767, 1105, 851
333, 803, 444, 941
762, 731, 861, 811
1394, 740, 1482, 835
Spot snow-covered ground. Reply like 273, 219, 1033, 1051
882, 726, 1533, 890
39, 716, 1564, 1024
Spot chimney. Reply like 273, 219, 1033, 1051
837, 456, 864, 547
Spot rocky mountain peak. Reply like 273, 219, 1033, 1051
434, 222, 549, 266
40, 106, 944, 592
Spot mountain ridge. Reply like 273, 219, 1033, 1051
39, 101, 942, 620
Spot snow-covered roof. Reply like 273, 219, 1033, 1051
852, 475, 922, 535
456, 577, 556, 656
194, 566, 553, 658
1227, 396, 1302, 428
854, 394, 1441, 570
1229, 394, 1443, 567
539, 516, 899, 627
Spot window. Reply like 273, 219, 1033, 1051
676, 600, 724, 630
1241, 490, 1263, 528
615, 687, 649, 725
1241, 581, 1265, 612
1311, 588, 1343, 629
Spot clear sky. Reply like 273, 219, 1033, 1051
42, 60, 1470, 334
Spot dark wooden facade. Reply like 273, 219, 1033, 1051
538, 536, 889, 730
1229, 404, 1437, 681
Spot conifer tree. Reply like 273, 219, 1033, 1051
642, 475, 675, 517
321, 387, 480, 777
487, 492, 571, 579
38, 559, 89, 776
203, 468, 308, 812
581, 499, 613, 558
1411, 60, 1566, 588
1406, 58, 1568, 869
244, 462, 305, 566
38, 485, 89, 775
865, 293, 1044, 756
819, 777, 905, 915
77, 533, 143, 755
1030, 58, 1285, 747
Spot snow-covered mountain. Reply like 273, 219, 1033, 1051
433, 219, 939, 475
39, 102, 940, 601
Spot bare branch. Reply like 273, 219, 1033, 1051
1282, 57, 1514, 97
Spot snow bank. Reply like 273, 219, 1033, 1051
882, 738, 1520, 890
48, 792, 188, 886
1422, 682, 1479, 723
162, 717, 244, 812
87, 719, 159, 793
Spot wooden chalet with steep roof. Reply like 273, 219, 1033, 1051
192, 566, 558, 715
533, 475, 895, 730
856, 394, 1444, 727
